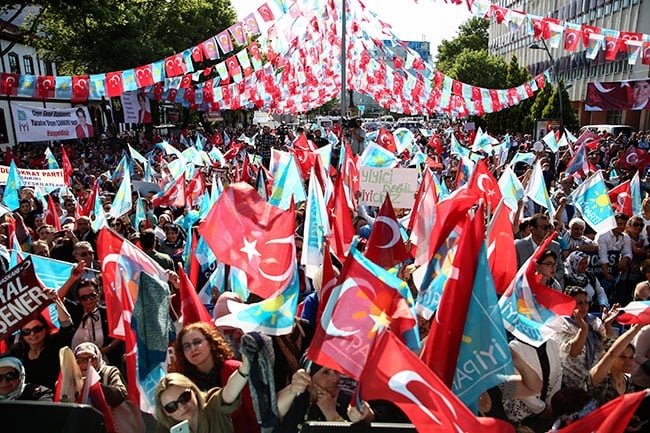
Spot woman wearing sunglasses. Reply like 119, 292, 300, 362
0, 356, 53, 401
6, 288, 74, 390
60, 277, 124, 369
154, 354, 251, 433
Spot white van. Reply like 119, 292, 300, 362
579, 124, 635, 138
252, 111, 280, 129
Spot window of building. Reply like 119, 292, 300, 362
8, 53, 20, 74
613, 0, 620, 10
622, 0, 630, 7
605, 3, 612, 13
606, 111, 622, 124
597, 6, 603, 17
44, 62, 54, 76
23, 56, 34, 75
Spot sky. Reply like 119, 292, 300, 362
232, 0, 473, 61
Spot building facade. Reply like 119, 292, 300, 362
488, 0, 650, 132
0, 11, 78, 148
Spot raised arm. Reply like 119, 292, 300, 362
590, 324, 643, 386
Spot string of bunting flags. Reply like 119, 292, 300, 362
471, 0, 650, 65
0, 0, 548, 116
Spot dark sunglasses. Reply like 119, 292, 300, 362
163, 389, 192, 414
0, 371, 20, 382
632, 222, 644, 228
21, 325, 46, 336
538, 224, 553, 230
79, 293, 98, 302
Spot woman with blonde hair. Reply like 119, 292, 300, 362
154, 359, 249, 433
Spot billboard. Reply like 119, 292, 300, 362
585, 79, 650, 111
11, 103, 93, 142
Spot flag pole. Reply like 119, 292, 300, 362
340, 0, 347, 121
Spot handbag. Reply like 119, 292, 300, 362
102, 372, 145, 433
111, 399, 145, 433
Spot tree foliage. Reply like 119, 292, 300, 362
436, 17, 489, 74
28, 0, 237, 75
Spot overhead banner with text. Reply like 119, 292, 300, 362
0, 165, 66, 188
585, 79, 650, 111
11, 103, 92, 142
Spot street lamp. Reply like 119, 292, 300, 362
529, 39, 565, 135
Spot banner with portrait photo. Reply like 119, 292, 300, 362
11, 104, 93, 142
111, 91, 152, 124
585, 79, 650, 111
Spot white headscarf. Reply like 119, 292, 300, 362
0, 356, 26, 400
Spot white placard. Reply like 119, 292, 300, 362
358, 167, 418, 208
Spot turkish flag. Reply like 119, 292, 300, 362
186, 170, 206, 207
487, 201, 517, 295
360, 331, 515, 433
104, 71, 123, 97
61, 145, 73, 186
257, 2, 275, 22
620, 146, 650, 170
178, 267, 213, 327
151, 172, 186, 208
72, 75, 90, 101
408, 168, 438, 265
574, 130, 601, 150
0, 73, 19, 95
36, 76, 55, 99
198, 182, 296, 299
421, 208, 485, 387
604, 36, 621, 61
581, 25, 600, 47
165, 53, 186, 77
82, 366, 118, 433
45, 193, 62, 231
427, 133, 442, 155
377, 127, 397, 153
617, 301, 650, 325
327, 174, 355, 262
608, 180, 633, 216
564, 27, 581, 51
364, 194, 409, 269
80, 179, 99, 218
555, 389, 646, 433
307, 248, 416, 380
190, 45, 204, 63
134, 64, 154, 87
467, 159, 502, 211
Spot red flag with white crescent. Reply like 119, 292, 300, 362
364, 194, 409, 269
198, 182, 296, 299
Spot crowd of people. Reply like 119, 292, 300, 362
0, 119, 648, 433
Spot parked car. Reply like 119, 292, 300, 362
579, 124, 635, 138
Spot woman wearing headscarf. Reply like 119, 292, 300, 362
0, 356, 52, 401
564, 251, 610, 311
74, 342, 127, 407
74, 342, 144, 433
